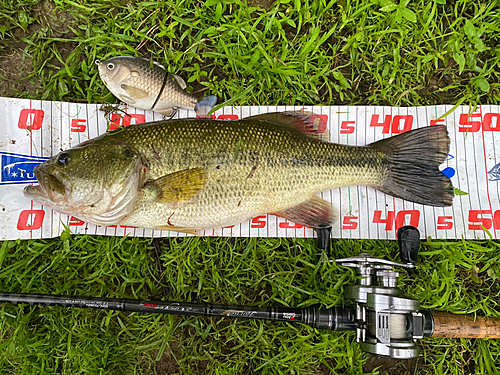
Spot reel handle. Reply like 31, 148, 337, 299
428, 311, 500, 339
397, 225, 419, 265
316, 226, 332, 256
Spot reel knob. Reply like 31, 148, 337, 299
316, 225, 332, 256
397, 225, 419, 265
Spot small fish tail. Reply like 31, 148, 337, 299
194, 95, 217, 117
371, 125, 454, 207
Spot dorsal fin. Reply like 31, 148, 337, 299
140, 57, 166, 70
152, 61, 166, 70
172, 74, 187, 89
244, 112, 329, 141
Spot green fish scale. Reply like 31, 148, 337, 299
112, 119, 386, 229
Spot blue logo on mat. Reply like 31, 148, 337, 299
489, 162, 500, 182
1, 152, 49, 185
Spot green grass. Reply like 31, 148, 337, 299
1, 0, 500, 374
1, 0, 500, 105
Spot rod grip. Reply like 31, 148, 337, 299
430, 311, 500, 339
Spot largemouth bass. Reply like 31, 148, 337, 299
24, 112, 454, 233
96, 56, 217, 117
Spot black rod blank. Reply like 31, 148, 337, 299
0, 292, 355, 332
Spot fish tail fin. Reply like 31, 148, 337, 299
371, 125, 454, 207
195, 95, 217, 117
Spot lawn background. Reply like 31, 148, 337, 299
1, 0, 500, 374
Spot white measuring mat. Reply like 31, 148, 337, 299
1, 96, 499, 240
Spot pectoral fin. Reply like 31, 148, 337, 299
146, 168, 207, 204
120, 84, 150, 99
272, 195, 339, 228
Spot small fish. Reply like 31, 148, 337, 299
24, 112, 454, 234
96, 56, 217, 117
488, 162, 500, 181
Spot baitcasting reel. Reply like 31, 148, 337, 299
336, 226, 428, 359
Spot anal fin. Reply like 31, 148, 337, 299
156, 225, 203, 236
155, 107, 176, 117
272, 195, 339, 229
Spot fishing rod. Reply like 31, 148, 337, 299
1, 227, 499, 359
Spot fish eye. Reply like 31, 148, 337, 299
107, 63, 114, 70
57, 152, 70, 166
123, 148, 135, 158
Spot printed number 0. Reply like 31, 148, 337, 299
18, 109, 44, 130
17, 210, 45, 230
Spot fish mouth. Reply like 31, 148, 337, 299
95, 62, 109, 81
24, 166, 68, 204
99, 70, 109, 83
24, 184, 46, 201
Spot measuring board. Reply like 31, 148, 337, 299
1, 97, 499, 240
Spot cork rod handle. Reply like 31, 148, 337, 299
430, 311, 500, 339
